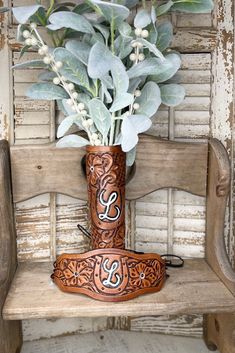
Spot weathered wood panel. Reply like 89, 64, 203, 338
22, 317, 109, 342
21, 330, 214, 353
130, 315, 203, 338
3, 259, 235, 320
10, 137, 208, 203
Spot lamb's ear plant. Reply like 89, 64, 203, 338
9, 0, 214, 165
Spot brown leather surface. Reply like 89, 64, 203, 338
52, 249, 166, 302
86, 146, 126, 249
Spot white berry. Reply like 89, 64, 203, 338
133, 103, 140, 110
87, 119, 93, 126
131, 41, 138, 48
53, 77, 60, 85
138, 53, 145, 61
25, 38, 32, 46
134, 90, 141, 97
82, 120, 89, 128
81, 109, 87, 116
136, 41, 143, 48
66, 99, 73, 106
135, 28, 142, 36
141, 29, 149, 38
30, 22, 37, 29
23, 30, 30, 39
31, 37, 38, 46
94, 139, 101, 146
71, 105, 77, 112
129, 53, 137, 61
68, 83, 75, 90
41, 45, 49, 54
38, 48, 44, 55
61, 76, 67, 82
91, 133, 98, 140
55, 61, 63, 69
72, 92, 78, 99
43, 56, 52, 65
78, 103, 85, 111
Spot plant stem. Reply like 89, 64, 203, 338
46, 0, 55, 19
111, 19, 115, 54
142, 0, 146, 8
109, 112, 116, 145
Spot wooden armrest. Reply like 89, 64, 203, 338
0, 140, 22, 353
0, 140, 17, 286
206, 138, 235, 296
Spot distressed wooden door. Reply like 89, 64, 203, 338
0, 0, 234, 342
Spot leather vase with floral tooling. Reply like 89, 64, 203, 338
86, 145, 126, 249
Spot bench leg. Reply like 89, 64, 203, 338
204, 314, 235, 353
0, 320, 22, 353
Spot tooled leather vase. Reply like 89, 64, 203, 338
86, 145, 126, 250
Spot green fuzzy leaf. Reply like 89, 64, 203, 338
12, 60, 46, 69
100, 82, 113, 104
91, 0, 129, 27
65, 40, 91, 65
0, 7, 9, 13
156, 22, 173, 52
160, 83, 185, 106
12, 5, 42, 24
127, 57, 172, 79
73, 3, 94, 14
156, 0, 174, 16
110, 93, 134, 112
88, 98, 111, 138
17, 24, 28, 43
111, 59, 129, 95
38, 71, 57, 81
26, 83, 68, 100
93, 24, 110, 42
119, 22, 132, 37
171, 0, 214, 13
56, 134, 90, 147
136, 38, 165, 60
54, 48, 90, 90
121, 114, 151, 152
125, 0, 139, 8
126, 147, 136, 166
57, 115, 79, 138
150, 53, 181, 83
88, 42, 115, 79
134, 9, 151, 29
135, 81, 161, 118
48, 11, 95, 34
114, 35, 133, 59
19, 45, 31, 59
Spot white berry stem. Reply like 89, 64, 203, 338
32, 28, 95, 144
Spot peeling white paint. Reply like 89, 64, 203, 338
211, 0, 234, 148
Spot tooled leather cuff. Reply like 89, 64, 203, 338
51, 248, 166, 302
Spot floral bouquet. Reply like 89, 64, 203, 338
9, 0, 214, 165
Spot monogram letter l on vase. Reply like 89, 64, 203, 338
86, 146, 126, 249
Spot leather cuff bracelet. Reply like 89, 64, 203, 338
51, 248, 166, 302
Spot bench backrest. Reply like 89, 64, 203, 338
10, 135, 208, 203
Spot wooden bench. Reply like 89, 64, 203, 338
1, 135, 235, 353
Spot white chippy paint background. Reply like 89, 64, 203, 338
0, 0, 234, 343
